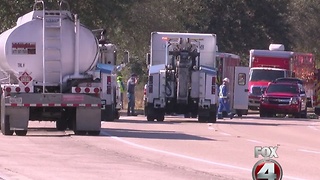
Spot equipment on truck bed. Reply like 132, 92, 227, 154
145, 32, 218, 123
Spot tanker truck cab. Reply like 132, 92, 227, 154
145, 32, 218, 123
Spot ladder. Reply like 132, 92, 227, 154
35, 0, 68, 93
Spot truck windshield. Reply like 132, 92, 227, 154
250, 69, 285, 81
266, 84, 298, 94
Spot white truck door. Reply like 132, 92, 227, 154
233, 67, 250, 110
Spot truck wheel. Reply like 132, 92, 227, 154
198, 116, 207, 123
1, 115, 14, 135
74, 131, 87, 135
259, 109, 267, 117
184, 113, 191, 118
56, 119, 67, 131
236, 110, 242, 117
15, 130, 27, 136
191, 113, 197, 118
87, 131, 100, 136
156, 114, 165, 122
147, 115, 154, 122
207, 111, 217, 123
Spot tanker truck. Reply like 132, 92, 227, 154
145, 32, 218, 123
0, 0, 120, 136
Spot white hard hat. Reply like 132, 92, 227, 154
223, 78, 230, 83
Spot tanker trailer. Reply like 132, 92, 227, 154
0, 0, 103, 136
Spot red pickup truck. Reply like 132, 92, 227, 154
260, 81, 307, 118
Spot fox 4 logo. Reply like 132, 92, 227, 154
252, 146, 283, 180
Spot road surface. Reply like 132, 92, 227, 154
0, 114, 319, 180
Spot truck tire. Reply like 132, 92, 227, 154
74, 131, 87, 135
56, 119, 67, 131
207, 112, 217, 123
198, 116, 207, 123
15, 130, 27, 136
236, 110, 243, 117
87, 131, 100, 136
156, 114, 165, 122
147, 115, 154, 121
184, 113, 191, 118
1, 115, 14, 135
259, 109, 267, 117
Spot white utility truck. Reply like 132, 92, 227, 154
145, 32, 218, 123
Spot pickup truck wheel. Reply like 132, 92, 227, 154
259, 109, 267, 117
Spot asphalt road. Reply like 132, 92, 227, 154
0, 114, 319, 180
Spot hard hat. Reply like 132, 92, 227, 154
223, 78, 230, 83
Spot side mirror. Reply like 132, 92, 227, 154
146, 53, 150, 65
123, 51, 129, 64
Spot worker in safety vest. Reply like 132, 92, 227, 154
117, 76, 125, 109
217, 77, 233, 119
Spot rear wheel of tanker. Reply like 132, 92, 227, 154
15, 130, 27, 136
56, 119, 67, 131
87, 131, 100, 136
1, 115, 14, 135
74, 131, 87, 135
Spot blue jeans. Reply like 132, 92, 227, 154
217, 97, 231, 118
127, 93, 135, 114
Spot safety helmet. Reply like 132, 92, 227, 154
223, 78, 230, 83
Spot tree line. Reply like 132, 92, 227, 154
0, 0, 319, 81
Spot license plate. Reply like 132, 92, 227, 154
9, 97, 22, 104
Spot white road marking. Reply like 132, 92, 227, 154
308, 126, 318, 130
100, 130, 306, 180
298, 149, 320, 154
219, 132, 231, 136
246, 139, 263, 144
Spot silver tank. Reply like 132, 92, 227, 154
0, 10, 99, 84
